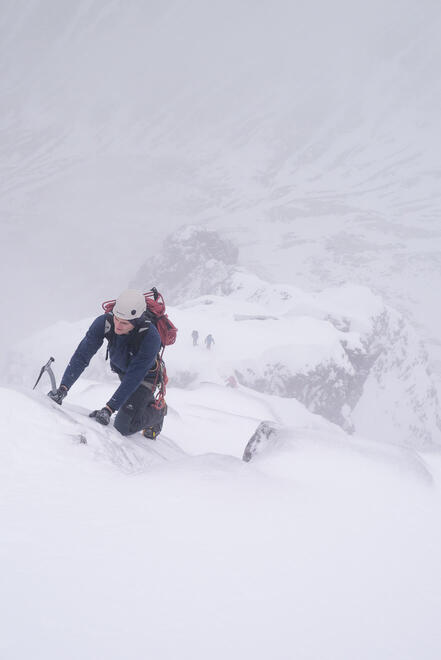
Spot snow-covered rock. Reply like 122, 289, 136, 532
242, 420, 433, 485
232, 280, 441, 448
168, 272, 441, 448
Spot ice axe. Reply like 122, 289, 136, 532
33, 357, 57, 394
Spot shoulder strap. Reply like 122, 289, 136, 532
104, 313, 114, 337
129, 313, 152, 355
104, 313, 114, 361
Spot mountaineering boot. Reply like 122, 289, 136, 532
142, 403, 167, 440
142, 426, 160, 440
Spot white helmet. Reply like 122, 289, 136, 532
113, 289, 146, 321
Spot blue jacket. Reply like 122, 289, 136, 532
61, 314, 161, 411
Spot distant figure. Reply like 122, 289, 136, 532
191, 330, 199, 346
205, 334, 215, 350
226, 375, 237, 388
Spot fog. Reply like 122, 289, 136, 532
1, 0, 440, 353
3, 6, 441, 652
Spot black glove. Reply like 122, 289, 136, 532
89, 407, 112, 426
48, 385, 68, 405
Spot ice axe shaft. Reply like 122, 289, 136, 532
33, 357, 57, 394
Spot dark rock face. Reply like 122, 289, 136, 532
234, 307, 441, 448
236, 362, 359, 432
131, 225, 239, 303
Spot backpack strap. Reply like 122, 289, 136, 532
128, 312, 152, 355
104, 313, 115, 361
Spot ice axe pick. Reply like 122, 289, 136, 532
33, 357, 57, 394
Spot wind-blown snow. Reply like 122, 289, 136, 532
2, 379, 441, 660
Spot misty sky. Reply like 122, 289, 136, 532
1, 0, 441, 353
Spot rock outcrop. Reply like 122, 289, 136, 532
131, 225, 239, 303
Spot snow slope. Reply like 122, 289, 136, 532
2, 290, 441, 658
2, 378, 441, 660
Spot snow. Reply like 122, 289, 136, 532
2, 292, 441, 659
2, 2, 441, 657
2, 379, 441, 660
7, 278, 441, 450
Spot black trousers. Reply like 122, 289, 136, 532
114, 383, 160, 436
